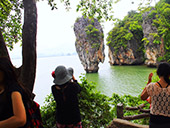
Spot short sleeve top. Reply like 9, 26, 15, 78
0, 84, 28, 128
146, 83, 170, 117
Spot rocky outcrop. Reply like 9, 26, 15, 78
74, 17, 105, 73
142, 8, 165, 67
108, 8, 165, 66
108, 37, 144, 65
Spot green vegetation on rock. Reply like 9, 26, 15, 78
139, 0, 170, 62
106, 10, 144, 54
84, 19, 102, 49
107, 0, 170, 62
153, 0, 170, 62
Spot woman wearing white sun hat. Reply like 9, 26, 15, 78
51, 65, 82, 128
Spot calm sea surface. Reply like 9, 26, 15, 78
12, 55, 155, 105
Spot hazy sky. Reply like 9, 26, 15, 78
8, 0, 159, 59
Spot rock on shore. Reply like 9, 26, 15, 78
108, 37, 144, 65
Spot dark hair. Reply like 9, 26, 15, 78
157, 62, 170, 85
0, 57, 32, 101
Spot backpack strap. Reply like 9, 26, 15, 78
157, 82, 162, 88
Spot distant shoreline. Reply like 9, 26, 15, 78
11, 52, 78, 60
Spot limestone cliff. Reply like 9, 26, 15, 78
108, 37, 144, 65
107, 11, 144, 65
74, 17, 105, 73
107, 8, 166, 66
142, 9, 165, 67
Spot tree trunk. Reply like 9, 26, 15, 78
0, 0, 37, 93
0, 29, 10, 59
21, 0, 37, 92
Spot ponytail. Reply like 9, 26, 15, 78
157, 62, 170, 85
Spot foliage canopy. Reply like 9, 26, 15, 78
0, 0, 116, 50
0, 0, 22, 50
76, 0, 116, 22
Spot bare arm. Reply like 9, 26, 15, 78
72, 75, 76, 81
147, 73, 153, 85
141, 73, 153, 101
0, 92, 27, 128
72, 75, 81, 93
141, 87, 149, 100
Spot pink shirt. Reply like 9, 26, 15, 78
146, 83, 170, 117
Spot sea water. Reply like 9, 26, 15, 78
11, 55, 155, 105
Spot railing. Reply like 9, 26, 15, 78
107, 103, 150, 128
117, 103, 150, 120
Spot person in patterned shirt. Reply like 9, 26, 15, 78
141, 62, 170, 128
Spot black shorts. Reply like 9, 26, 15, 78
150, 114, 170, 128
150, 122, 170, 128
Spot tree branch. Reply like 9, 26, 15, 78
0, 29, 10, 59
0, 26, 22, 79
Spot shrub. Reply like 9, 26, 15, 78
40, 94, 56, 128
40, 76, 113, 128
41, 75, 154, 127
78, 76, 113, 128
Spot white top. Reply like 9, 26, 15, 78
146, 83, 170, 117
